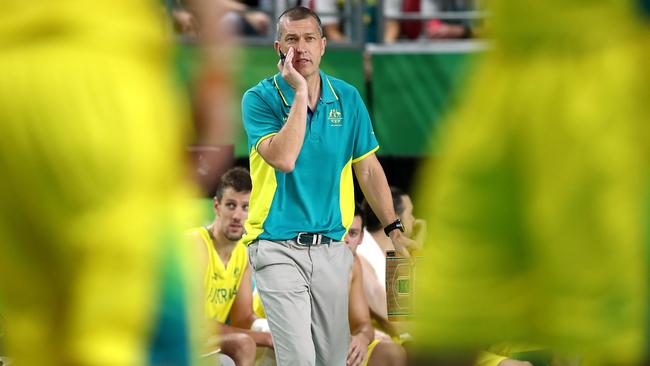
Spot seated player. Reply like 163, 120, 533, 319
344, 203, 408, 366
189, 167, 273, 366
357, 187, 424, 338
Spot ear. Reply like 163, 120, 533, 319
320, 37, 327, 56
213, 197, 221, 216
274, 40, 281, 55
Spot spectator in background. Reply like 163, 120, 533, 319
169, 0, 271, 37
220, 0, 272, 36
171, 6, 200, 37
425, 0, 474, 39
383, 0, 475, 42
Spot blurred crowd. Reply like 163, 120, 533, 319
168, 0, 484, 43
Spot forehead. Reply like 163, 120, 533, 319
350, 215, 363, 229
221, 187, 250, 201
280, 17, 320, 36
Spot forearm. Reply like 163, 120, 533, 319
362, 277, 388, 319
260, 89, 308, 171
355, 157, 398, 227
220, 0, 247, 13
230, 313, 256, 330
369, 307, 399, 337
351, 323, 374, 346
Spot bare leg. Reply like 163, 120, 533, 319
367, 340, 407, 366
220, 333, 256, 366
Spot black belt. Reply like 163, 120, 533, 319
295, 232, 333, 246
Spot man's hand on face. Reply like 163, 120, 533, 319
278, 47, 308, 93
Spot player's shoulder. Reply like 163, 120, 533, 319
186, 226, 208, 244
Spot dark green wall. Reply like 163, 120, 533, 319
174, 44, 476, 157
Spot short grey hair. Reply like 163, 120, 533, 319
276, 6, 323, 41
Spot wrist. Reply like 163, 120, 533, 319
384, 218, 404, 237
294, 87, 308, 100
388, 229, 402, 241
353, 332, 372, 346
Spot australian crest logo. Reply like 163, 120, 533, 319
328, 109, 343, 127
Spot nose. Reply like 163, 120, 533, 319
295, 38, 307, 53
232, 208, 245, 222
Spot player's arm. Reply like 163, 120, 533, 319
353, 154, 419, 257
256, 47, 308, 172
227, 263, 273, 348
191, 232, 210, 303
348, 256, 374, 366
358, 256, 389, 318
229, 263, 256, 329
190, 233, 223, 338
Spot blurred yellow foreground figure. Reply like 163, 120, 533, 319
0, 1, 198, 365
413, 1, 649, 365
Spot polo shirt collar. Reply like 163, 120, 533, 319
273, 70, 339, 107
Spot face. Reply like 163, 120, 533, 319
214, 187, 250, 242
344, 215, 364, 253
399, 194, 415, 238
275, 17, 326, 79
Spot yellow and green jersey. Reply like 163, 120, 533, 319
412, 1, 649, 364
0, 1, 200, 365
191, 227, 248, 322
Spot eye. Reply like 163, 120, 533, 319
225, 203, 236, 210
243, 204, 249, 212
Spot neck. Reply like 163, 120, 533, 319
370, 230, 395, 255
208, 224, 237, 251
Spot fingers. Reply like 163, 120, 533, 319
277, 47, 295, 74
283, 47, 295, 72
346, 345, 363, 366
397, 244, 411, 258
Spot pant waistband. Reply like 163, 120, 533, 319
294, 232, 333, 246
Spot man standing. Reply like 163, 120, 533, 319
189, 167, 273, 366
241, 6, 415, 366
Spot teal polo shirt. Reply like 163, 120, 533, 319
241, 70, 379, 244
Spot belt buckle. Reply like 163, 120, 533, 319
297, 232, 321, 246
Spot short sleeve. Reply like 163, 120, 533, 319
351, 89, 379, 163
242, 90, 282, 151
